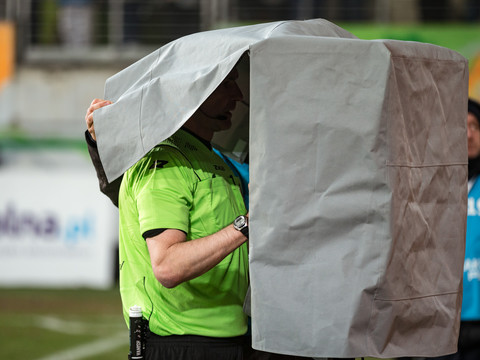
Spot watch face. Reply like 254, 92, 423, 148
234, 215, 248, 238
234, 216, 246, 229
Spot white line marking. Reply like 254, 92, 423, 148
34, 332, 127, 360
34, 316, 90, 334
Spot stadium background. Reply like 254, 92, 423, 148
1, 1, 479, 359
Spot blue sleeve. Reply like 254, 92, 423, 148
213, 149, 249, 210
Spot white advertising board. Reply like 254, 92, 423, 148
0, 150, 118, 288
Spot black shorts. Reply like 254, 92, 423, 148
145, 333, 247, 360
145, 332, 313, 360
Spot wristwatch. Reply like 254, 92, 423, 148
233, 215, 249, 239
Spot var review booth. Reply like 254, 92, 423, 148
93, 19, 469, 359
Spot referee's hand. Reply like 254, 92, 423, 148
85, 98, 112, 141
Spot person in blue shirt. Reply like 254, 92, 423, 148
430, 98, 480, 360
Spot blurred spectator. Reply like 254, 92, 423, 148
397, 99, 480, 360
456, 99, 480, 360
465, 0, 480, 21
30, 0, 58, 45
237, 0, 289, 22
123, 0, 142, 44
289, 0, 367, 22
424, 99, 480, 360
289, 0, 326, 20
340, 0, 367, 21
420, 0, 449, 21
149, 1, 200, 44
57, 0, 93, 47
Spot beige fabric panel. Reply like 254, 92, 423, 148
249, 36, 468, 358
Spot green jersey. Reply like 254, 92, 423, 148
118, 129, 249, 337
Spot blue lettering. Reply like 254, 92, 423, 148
64, 215, 94, 244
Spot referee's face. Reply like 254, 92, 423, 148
198, 68, 244, 132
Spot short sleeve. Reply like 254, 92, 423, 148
133, 146, 196, 236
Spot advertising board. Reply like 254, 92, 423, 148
0, 149, 118, 288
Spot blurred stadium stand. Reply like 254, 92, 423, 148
0, 0, 478, 142
0, 0, 479, 65
0, 0, 479, 138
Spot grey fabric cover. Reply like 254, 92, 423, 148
94, 19, 354, 182
93, 19, 469, 358
248, 36, 468, 358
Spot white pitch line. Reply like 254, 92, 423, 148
34, 332, 127, 360
34, 316, 90, 335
